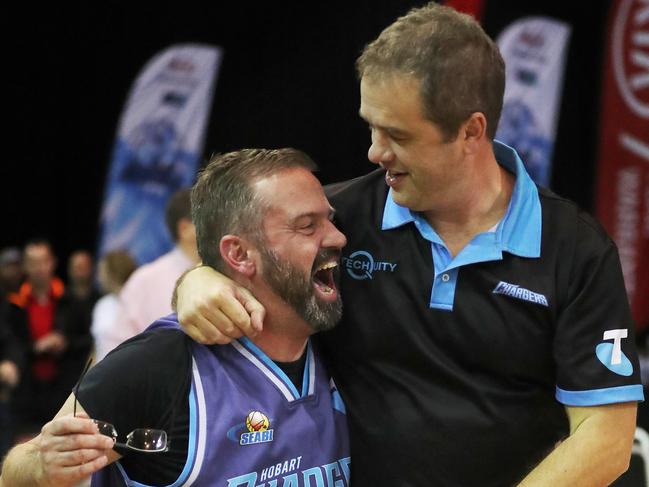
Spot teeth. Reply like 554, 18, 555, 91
316, 262, 338, 272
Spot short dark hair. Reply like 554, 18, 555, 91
165, 188, 192, 242
102, 250, 137, 286
191, 148, 317, 272
356, 2, 505, 141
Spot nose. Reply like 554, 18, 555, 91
367, 129, 395, 166
323, 220, 347, 250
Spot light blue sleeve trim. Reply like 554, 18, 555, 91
556, 384, 645, 406
169, 381, 199, 486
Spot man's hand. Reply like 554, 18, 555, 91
34, 331, 67, 355
36, 412, 115, 486
176, 266, 266, 344
0, 412, 116, 487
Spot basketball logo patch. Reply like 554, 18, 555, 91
240, 411, 274, 446
246, 411, 270, 432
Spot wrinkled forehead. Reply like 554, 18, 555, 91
252, 167, 331, 219
359, 75, 426, 123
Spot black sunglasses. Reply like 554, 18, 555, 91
73, 358, 169, 453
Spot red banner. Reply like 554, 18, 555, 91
596, 0, 649, 333
444, 0, 485, 22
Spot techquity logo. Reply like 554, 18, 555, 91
341, 250, 397, 280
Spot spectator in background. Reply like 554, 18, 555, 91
112, 188, 199, 345
0, 306, 23, 459
66, 251, 97, 301
54, 250, 101, 402
0, 266, 26, 459
91, 250, 137, 362
8, 239, 67, 438
0, 247, 24, 297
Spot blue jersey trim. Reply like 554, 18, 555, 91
113, 380, 199, 487
301, 341, 312, 398
238, 337, 305, 399
332, 390, 347, 414
381, 141, 542, 311
171, 380, 198, 486
556, 384, 645, 406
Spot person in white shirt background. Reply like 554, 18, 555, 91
90, 250, 137, 362
109, 188, 200, 349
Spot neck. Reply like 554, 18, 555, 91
252, 329, 309, 362
244, 285, 311, 362
423, 148, 514, 256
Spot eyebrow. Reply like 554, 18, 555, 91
290, 208, 336, 224
358, 110, 407, 136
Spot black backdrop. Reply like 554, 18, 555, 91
5, 0, 612, 268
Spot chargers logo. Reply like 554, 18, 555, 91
227, 411, 275, 446
341, 250, 397, 280
596, 329, 633, 376
492, 281, 548, 306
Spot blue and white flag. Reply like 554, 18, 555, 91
98, 44, 222, 264
495, 18, 571, 187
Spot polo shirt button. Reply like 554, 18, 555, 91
441, 273, 450, 282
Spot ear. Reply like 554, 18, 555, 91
219, 235, 256, 278
461, 112, 487, 153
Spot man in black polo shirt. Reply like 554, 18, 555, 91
172, 3, 643, 486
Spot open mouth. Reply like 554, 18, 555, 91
312, 261, 339, 299
385, 169, 407, 187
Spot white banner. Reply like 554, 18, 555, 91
98, 44, 222, 264
495, 17, 571, 187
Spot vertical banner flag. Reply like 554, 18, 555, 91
495, 18, 571, 187
98, 44, 222, 264
596, 0, 649, 333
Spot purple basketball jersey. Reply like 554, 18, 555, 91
92, 329, 350, 486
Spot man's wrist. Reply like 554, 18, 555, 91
171, 263, 206, 311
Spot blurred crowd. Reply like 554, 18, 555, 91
0, 188, 198, 459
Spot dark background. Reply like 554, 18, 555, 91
5, 1, 613, 267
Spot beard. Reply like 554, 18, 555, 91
257, 246, 342, 333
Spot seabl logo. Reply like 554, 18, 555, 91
596, 329, 633, 376
341, 250, 397, 280
239, 411, 274, 446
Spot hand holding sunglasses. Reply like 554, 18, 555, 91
74, 358, 170, 453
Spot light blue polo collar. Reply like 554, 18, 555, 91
381, 140, 541, 259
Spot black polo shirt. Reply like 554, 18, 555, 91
317, 142, 643, 486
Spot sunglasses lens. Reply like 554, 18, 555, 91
126, 429, 168, 452
94, 420, 118, 440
